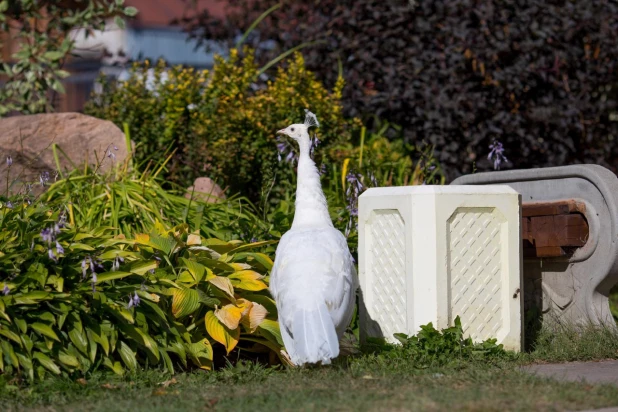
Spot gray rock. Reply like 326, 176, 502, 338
185, 177, 226, 203
0, 113, 129, 197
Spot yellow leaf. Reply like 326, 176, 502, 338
208, 276, 235, 298
241, 302, 269, 333
215, 304, 244, 330
187, 234, 201, 246
205, 311, 239, 354
229, 263, 251, 271
170, 288, 200, 318
135, 234, 150, 244
341, 158, 351, 190
229, 270, 268, 291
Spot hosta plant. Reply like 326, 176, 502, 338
0, 202, 287, 382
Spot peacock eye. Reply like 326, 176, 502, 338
291, 127, 295, 132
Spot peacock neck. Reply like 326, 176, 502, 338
291, 133, 333, 229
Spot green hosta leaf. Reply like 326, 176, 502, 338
228, 240, 278, 254
160, 349, 174, 374
13, 291, 51, 305
14, 318, 27, 334
33, 352, 61, 375
180, 258, 206, 283
69, 328, 88, 355
0, 328, 22, 346
148, 235, 177, 256
1, 340, 18, 368
170, 288, 200, 319
258, 319, 284, 346
166, 341, 187, 366
69, 243, 95, 251
87, 327, 110, 356
99, 250, 139, 260
96, 271, 133, 283
233, 252, 274, 271
103, 357, 124, 375
118, 341, 137, 371
26, 263, 48, 287
31, 323, 60, 342
203, 239, 237, 254
58, 351, 80, 367
16, 352, 34, 381
119, 324, 160, 362
186, 338, 213, 370
130, 260, 158, 275
138, 298, 168, 326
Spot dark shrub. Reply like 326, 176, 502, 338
180, 0, 618, 179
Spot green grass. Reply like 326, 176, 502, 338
4, 332, 618, 412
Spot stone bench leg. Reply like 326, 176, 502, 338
452, 165, 618, 330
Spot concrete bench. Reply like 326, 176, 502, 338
452, 165, 618, 329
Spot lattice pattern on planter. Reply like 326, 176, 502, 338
448, 207, 504, 342
369, 210, 406, 342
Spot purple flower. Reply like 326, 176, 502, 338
369, 172, 378, 187
319, 164, 327, 176
113, 145, 118, 151
2, 284, 9, 296
112, 255, 124, 271
6, 156, 12, 167
81, 258, 89, 278
40, 228, 53, 245
55, 241, 64, 255
39, 171, 50, 187
5, 201, 13, 209
48, 248, 57, 262
310, 135, 320, 158
127, 291, 140, 308
488, 141, 508, 170
276, 138, 298, 164
91, 273, 97, 293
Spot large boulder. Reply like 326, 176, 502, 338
0, 113, 129, 197
185, 177, 226, 203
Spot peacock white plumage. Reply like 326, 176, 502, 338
270, 110, 358, 366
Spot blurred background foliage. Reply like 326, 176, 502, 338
179, 0, 618, 180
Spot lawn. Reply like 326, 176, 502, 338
4, 327, 618, 412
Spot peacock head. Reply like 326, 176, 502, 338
277, 109, 320, 140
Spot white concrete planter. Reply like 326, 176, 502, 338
358, 185, 523, 351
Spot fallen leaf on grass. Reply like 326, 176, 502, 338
76, 378, 88, 386
159, 377, 178, 388
101, 383, 119, 390
152, 388, 168, 396
362, 375, 375, 380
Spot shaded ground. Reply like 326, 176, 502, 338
524, 360, 618, 386
3, 358, 618, 412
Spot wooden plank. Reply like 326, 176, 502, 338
521, 199, 589, 258
522, 199, 586, 217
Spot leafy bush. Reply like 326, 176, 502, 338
41, 160, 269, 242
85, 50, 360, 201
0, 0, 136, 115
182, 0, 618, 179
0, 203, 287, 382
364, 316, 512, 367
